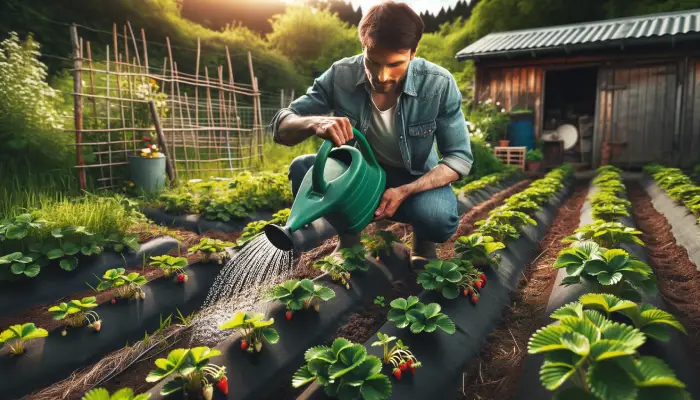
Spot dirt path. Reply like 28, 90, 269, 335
458, 182, 589, 400
627, 181, 700, 376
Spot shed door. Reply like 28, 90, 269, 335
596, 64, 678, 167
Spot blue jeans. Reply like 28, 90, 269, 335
288, 154, 459, 243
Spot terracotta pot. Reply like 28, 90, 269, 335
527, 161, 541, 172
498, 140, 510, 147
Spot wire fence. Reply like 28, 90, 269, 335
68, 23, 294, 190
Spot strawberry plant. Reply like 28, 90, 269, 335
485, 209, 537, 230
313, 255, 352, 289
454, 233, 504, 270
553, 241, 657, 301
338, 244, 370, 272
552, 293, 686, 342
188, 238, 234, 264
266, 278, 336, 317
591, 204, 629, 222
361, 231, 400, 260
0, 251, 43, 277
236, 208, 291, 248
499, 199, 540, 214
82, 387, 151, 400
371, 332, 421, 380
145, 347, 227, 398
0, 322, 48, 355
596, 179, 626, 195
149, 255, 188, 280
0, 213, 46, 241
528, 300, 691, 399
374, 296, 385, 307
563, 220, 644, 248
95, 268, 147, 300
388, 296, 455, 334
48, 296, 101, 335
475, 219, 519, 243
417, 259, 481, 299
589, 192, 631, 209
219, 311, 279, 353
157, 192, 195, 214
292, 337, 392, 399
667, 184, 700, 203
103, 232, 140, 253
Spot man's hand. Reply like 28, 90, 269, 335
311, 116, 354, 147
374, 186, 410, 221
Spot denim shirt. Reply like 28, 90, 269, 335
270, 54, 473, 178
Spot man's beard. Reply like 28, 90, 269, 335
370, 79, 397, 93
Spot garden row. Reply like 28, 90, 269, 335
641, 164, 700, 270
0, 171, 525, 400
515, 166, 697, 400
122, 165, 573, 400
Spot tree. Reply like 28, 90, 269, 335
266, 6, 361, 79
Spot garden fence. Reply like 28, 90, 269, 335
67, 23, 293, 190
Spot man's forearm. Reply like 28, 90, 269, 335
402, 164, 459, 196
276, 113, 317, 146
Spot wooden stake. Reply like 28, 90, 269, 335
165, 37, 179, 177
141, 28, 149, 73
174, 62, 190, 177
218, 66, 234, 172
85, 41, 104, 184
149, 100, 175, 183
70, 24, 87, 190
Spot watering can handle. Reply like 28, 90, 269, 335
312, 128, 379, 194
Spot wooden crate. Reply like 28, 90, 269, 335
494, 146, 527, 171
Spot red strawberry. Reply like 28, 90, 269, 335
393, 368, 402, 380
241, 339, 248, 350
177, 273, 185, 282
463, 289, 469, 297
410, 366, 416, 375
406, 359, 413, 367
480, 273, 487, 283
475, 280, 483, 290
111, 298, 117, 305
216, 376, 229, 395
471, 295, 479, 305
285, 311, 293, 321
399, 362, 407, 371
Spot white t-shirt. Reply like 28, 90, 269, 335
366, 96, 403, 168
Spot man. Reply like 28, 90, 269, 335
270, 1, 473, 268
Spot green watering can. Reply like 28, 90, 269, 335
264, 128, 386, 251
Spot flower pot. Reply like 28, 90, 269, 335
128, 155, 166, 194
498, 140, 510, 147
527, 161, 541, 172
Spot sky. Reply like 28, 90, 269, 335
347, 0, 461, 14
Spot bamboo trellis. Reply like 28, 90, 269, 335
69, 23, 270, 190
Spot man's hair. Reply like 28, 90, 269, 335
358, 1, 424, 52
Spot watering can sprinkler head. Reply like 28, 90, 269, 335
263, 224, 294, 252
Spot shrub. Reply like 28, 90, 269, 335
526, 148, 543, 161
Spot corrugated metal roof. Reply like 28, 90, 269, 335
456, 9, 700, 60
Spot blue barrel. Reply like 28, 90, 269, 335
507, 113, 535, 150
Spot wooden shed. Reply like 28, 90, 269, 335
456, 9, 700, 169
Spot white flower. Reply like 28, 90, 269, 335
496, 101, 501, 106
501, 108, 506, 113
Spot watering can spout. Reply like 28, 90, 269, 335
263, 224, 294, 252
265, 129, 385, 252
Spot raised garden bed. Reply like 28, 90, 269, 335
639, 176, 700, 271
141, 207, 275, 235
0, 258, 225, 400
0, 236, 180, 318
294, 167, 575, 400
515, 168, 699, 400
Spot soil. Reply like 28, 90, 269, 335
457, 182, 589, 400
626, 181, 700, 376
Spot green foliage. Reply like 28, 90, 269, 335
387, 296, 456, 334
266, 278, 336, 312
149, 255, 188, 278
647, 164, 700, 220
526, 149, 543, 161
312, 255, 352, 288
338, 244, 369, 272
373, 296, 385, 307
82, 387, 151, 400
292, 337, 392, 399
417, 259, 482, 299
156, 172, 292, 222
484, 209, 537, 230
553, 241, 657, 302
0, 32, 72, 171
219, 312, 279, 353
454, 233, 504, 270
464, 99, 510, 142
553, 293, 686, 342
589, 192, 631, 209
188, 238, 234, 264
48, 296, 101, 333
474, 218, 520, 243
452, 167, 516, 195
528, 293, 691, 399
95, 268, 147, 300
236, 208, 290, 248
591, 204, 630, 222
564, 220, 644, 248
266, 6, 361, 79
0, 322, 48, 355
145, 347, 225, 397
361, 231, 400, 258
370, 332, 421, 372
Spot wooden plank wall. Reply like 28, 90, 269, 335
474, 66, 544, 137
681, 58, 700, 168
